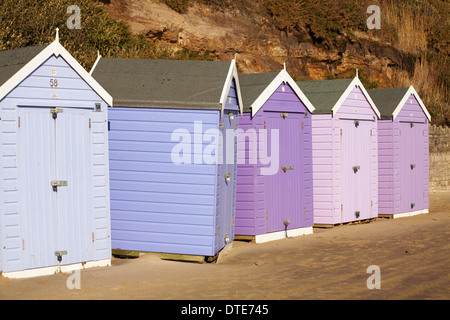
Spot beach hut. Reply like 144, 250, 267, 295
235, 68, 316, 243
297, 76, 380, 227
368, 86, 430, 219
91, 57, 243, 261
0, 33, 112, 278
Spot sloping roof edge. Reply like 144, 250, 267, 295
250, 68, 316, 117
0, 37, 113, 106
392, 86, 431, 121
332, 77, 381, 119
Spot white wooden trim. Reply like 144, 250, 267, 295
219, 59, 244, 117
89, 51, 101, 76
254, 226, 313, 244
391, 209, 429, 219
0, 40, 113, 106
2, 259, 111, 279
331, 77, 381, 119
251, 69, 315, 117
392, 86, 431, 121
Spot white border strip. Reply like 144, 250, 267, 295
254, 226, 313, 244
219, 59, 244, 117
251, 69, 315, 117
0, 40, 113, 106
2, 259, 111, 279
331, 77, 381, 119
392, 86, 431, 121
391, 209, 429, 219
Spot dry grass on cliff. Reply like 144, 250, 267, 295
395, 56, 449, 125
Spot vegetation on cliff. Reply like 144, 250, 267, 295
0, 0, 448, 124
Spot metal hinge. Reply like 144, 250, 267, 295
18, 117, 20, 128
92, 232, 95, 243
266, 211, 268, 220
89, 118, 91, 129
264, 121, 266, 129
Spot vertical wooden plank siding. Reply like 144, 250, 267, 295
0, 54, 111, 273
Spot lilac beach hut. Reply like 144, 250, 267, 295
235, 69, 316, 243
368, 86, 431, 219
0, 36, 112, 278
92, 57, 243, 261
297, 76, 381, 227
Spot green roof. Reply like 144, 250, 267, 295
296, 79, 353, 114
91, 58, 232, 110
238, 72, 279, 113
367, 87, 409, 120
0, 45, 49, 89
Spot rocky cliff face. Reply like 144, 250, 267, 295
99, 0, 417, 87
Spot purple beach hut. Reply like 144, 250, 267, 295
297, 76, 381, 227
235, 68, 316, 243
368, 86, 431, 219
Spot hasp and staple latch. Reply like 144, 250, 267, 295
50, 108, 63, 119
55, 250, 67, 262
282, 165, 295, 172
51, 180, 67, 192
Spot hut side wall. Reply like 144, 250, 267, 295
311, 114, 335, 225
235, 112, 265, 236
214, 82, 240, 254
108, 107, 221, 257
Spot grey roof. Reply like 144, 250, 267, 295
91, 58, 232, 110
0, 45, 49, 88
238, 72, 279, 113
296, 79, 353, 114
367, 87, 409, 120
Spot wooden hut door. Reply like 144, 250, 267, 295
340, 119, 373, 223
399, 122, 425, 213
17, 107, 94, 271
264, 111, 304, 233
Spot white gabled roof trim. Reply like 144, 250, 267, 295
219, 59, 244, 117
392, 85, 431, 121
331, 76, 381, 119
0, 38, 113, 106
89, 50, 101, 76
250, 68, 316, 117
